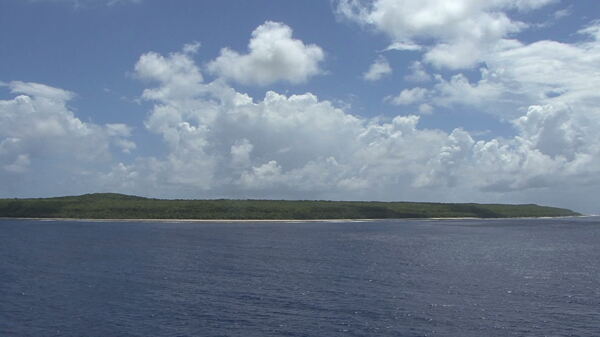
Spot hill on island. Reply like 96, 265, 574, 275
0, 193, 580, 220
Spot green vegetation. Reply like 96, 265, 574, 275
0, 193, 580, 220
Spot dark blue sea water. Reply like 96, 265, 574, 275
1, 217, 599, 337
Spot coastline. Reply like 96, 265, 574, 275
1, 194, 581, 219
0, 215, 588, 223
1, 217, 381, 223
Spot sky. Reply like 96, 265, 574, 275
1, 0, 599, 214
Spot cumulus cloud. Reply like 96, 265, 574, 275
430, 72, 504, 109
207, 21, 325, 86
0, 81, 135, 196
112, 47, 600, 213
5, 29, 600, 212
336, 0, 555, 69
363, 56, 392, 81
106, 123, 136, 153
513, 104, 592, 161
134, 46, 205, 102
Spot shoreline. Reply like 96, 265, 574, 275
0, 215, 589, 223
1, 193, 581, 220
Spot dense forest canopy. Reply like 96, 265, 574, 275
0, 193, 580, 220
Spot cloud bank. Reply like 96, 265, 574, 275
2, 16, 600, 213
115, 43, 600, 212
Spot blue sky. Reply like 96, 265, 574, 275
1, 0, 600, 213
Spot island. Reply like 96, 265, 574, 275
0, 193, 581, 220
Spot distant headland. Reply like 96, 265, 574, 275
0, 193, 580, 220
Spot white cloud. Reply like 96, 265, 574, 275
363, 56, 392, 81
431, 72, 504, 109
418, 103, 434, 114
5, 33, 600, 213
182, 41, 201, 55
336, 0, 555, 69
383, 41, 422, 52
9, 81, 74, 102
423, 23, 600, 120
207, 21, 325, 86
120, 47, 600, 213
404, 61, 431, 82
0, 81, 135, 196
553, 7, 572, 19
134, 46, 204, 102
578, 21, 600, 41
106, 123, 136, 153
513, 104, 592, 160
239, 160, 284, 189
388, 87, 428, 105
230, 139, 254, 168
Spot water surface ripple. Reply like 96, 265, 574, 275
1, 217, 599, 336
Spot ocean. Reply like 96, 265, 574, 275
1, 217, 599, 336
